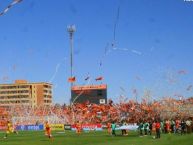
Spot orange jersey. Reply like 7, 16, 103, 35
76, 123, 81, 129
107, 123, 111, 129
76, 123, 82, 134
45, 123, 51, 131
175, 120, 180, 129
166, 121, 170, 130
152, 122, 156, 132
44, 122, 52, 138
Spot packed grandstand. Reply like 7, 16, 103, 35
0, 97, 192, 129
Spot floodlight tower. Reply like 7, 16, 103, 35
67, 24, 76, 86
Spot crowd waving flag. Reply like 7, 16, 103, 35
0, 97, 193, 125
0, 0, 23, 16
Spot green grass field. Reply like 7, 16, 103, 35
0, 130, 193, 145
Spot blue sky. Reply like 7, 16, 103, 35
0, 0, 193, 104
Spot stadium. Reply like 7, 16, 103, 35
0, 0, 193, 145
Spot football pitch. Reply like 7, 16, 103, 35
0, 130, 193, 145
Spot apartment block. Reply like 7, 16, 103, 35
0, 80, 52, 107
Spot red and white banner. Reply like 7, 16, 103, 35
71, 124, 102, 131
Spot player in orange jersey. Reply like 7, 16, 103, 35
76, 121, 82, 134
107, 122, 112, 135
44, 121, 53, 140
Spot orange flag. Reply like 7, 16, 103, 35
95, 76, 103, 81
68, 76, 76, 82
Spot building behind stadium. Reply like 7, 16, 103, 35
0, 80, 52, 108
71, 84, 107, 104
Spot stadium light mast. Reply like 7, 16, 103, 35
67, 25, 76, 105
67, 24, 76, 87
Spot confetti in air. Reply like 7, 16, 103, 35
186, 85, 192, 91
99, 1, 142, 67
110, 1, 142, 55
165, 70, 177, 84
84, 73, 90, 81
178, 70, 187, 75
0, 0, 23, 16
120, 87, 126, 92
111, 47, 142, 55
135, 76, 142, 81
99, 43, 110, 67
131, 49, 142, 55
12, 64, 17, 71
112, 3, 120, 49
49, 57, 67, 83
49, 63, 61, 83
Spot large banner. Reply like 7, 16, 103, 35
50, 124, 64, 131
71, 124, 103, 131
16, 124, 64, 131
117, 125, 139, 131
16, 124, 44, 131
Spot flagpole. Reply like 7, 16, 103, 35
67, 25, 76, 124
67, 25, 76, 104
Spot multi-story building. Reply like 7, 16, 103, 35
0, 80, 52, 107
71, 84, 107, 104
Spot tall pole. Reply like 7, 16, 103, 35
67, 25, 76, 123
67, 25, 76, 86
67, 25, 76, 104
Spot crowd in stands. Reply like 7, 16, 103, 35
0, 97, 192, 128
